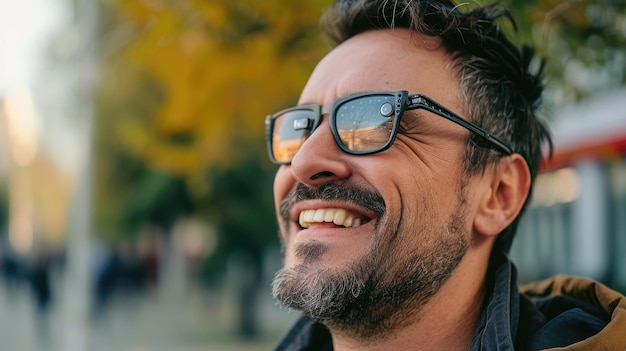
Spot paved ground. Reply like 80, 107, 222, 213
0, 275, 299, 351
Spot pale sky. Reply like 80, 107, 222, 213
0, 0, 82, 175
0, 0, 63, 95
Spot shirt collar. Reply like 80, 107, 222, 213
469, 253, 520, 351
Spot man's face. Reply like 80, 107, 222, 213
272, 29, 479, 334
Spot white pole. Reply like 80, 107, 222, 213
61, 0, 98, 350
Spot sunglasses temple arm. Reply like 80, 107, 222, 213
408, 96, 513, 155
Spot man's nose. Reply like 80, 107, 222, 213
289, 119, 351, 185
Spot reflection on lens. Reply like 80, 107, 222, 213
336, 95, 395, 152
272, 110, 314, 163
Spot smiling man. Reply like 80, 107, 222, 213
265, 1, 626, 350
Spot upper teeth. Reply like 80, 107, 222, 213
299, 208, 363, 228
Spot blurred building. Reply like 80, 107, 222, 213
513, 88, 626, 292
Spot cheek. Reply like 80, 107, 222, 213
273, 166, 296, 247
383, 168, 450, 232
273, 166, 294, 211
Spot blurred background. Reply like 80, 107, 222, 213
0, 0, 624, 350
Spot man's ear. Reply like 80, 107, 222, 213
474, 154, 531, 237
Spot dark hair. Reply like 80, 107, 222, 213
321, 0, 552, 253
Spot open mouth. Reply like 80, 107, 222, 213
298, 208, 370, 229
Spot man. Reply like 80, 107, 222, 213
264, 1, 626, 350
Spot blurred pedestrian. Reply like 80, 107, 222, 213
29, 253, 52, 314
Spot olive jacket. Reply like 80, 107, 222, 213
520, 275, 626, 350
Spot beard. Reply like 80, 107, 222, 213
272, 181, 469, 340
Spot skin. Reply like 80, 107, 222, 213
273, 29, 531, 351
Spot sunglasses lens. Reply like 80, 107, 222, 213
335, 95, 397, 152
271, 109, 315, 163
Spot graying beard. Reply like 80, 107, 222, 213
272, 264, 365, 319
272, 211, 469, 341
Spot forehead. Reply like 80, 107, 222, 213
299, 29, 461, 109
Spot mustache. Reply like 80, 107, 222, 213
279, 182, 386, 222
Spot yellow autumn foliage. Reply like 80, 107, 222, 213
109, 0, 332, 176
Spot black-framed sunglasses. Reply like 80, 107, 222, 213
265, 91, 513, 165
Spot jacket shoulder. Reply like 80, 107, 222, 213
519, 275, 626, 351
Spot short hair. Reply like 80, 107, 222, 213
321, 0, 552, 253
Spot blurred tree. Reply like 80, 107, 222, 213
201, 140, 277, 337
103, 0, 330, 175
93, 0, 332, 337
508, 0, 626, 104
94, 0, 331, 238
